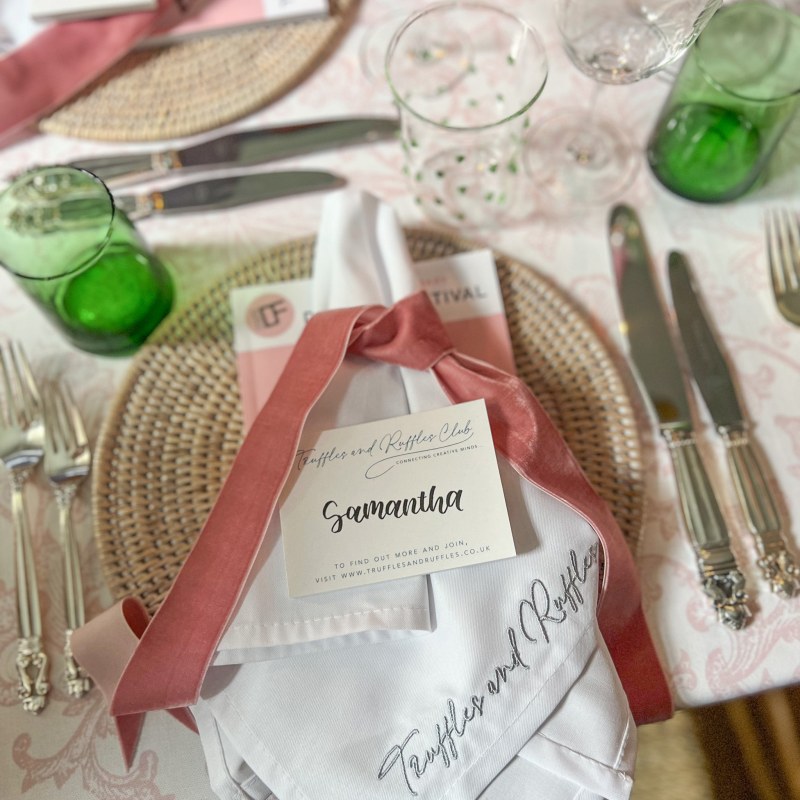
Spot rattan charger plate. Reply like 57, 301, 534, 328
93, 229, 644, 616
40, 0, 358, 141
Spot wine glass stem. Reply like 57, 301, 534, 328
565, 84, 609, 168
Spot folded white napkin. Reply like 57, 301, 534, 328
194, 190, 636, 800
213, 194, 435, 666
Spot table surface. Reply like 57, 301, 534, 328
2, 0, 800, 798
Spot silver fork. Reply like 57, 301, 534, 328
43, 382, 92, 699
0, 342, 49, 713
766, 208, 800, 327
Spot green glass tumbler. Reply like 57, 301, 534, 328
647, 1, 800, 203
0, 166, 173, 356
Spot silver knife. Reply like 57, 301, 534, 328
68, 116, 399, 187
609, 204, 749, 630
669, 251, 799, 599
115, 170, 344, 220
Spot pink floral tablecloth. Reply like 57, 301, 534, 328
1, 1, 799, 798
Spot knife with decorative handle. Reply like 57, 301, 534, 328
669, 251, 799, 599
68, 116, 399, 187
609, 205, 749, 629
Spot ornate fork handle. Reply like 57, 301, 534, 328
17, 637, 49, 714
56, 484, 91, 698
10, 469, 50, 713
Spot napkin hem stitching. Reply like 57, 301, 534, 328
614, 714, 634, 771
226, 606, 431, 630
534, 730, 635, 785
215, 694, 314, 800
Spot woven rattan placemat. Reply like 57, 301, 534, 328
39, 0, 357, 141
93, 229, 644, 615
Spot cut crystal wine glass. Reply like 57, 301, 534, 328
525, 0, 721, 205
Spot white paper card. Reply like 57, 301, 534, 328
29, 0, 155, 23
281, 399, 516, 597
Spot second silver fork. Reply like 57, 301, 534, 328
44, 383, 92, 699
0, 342, 49, 713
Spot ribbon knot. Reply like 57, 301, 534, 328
72, 291, 672, 769
348, 293, 455, 371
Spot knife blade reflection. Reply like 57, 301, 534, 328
115, 170, 345, 219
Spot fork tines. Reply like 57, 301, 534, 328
766, 209, 800, 326
44, 382, 88, 456
0, 341, 42, 432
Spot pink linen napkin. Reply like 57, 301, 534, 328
0, 0, 200, 145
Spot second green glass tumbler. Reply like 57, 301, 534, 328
647, 1, 800, 204
0, 166, 173, 356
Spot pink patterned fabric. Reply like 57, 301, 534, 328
73, 291, 672, 765
70, 598, 196, 768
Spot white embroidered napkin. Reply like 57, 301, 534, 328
194, 482, 632, 799
192, 191, 637, 800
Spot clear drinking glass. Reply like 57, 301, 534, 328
647, 1, 800, 203
386, 1, 548, 228
0, 166, 173, 356
525, 0, 721, 205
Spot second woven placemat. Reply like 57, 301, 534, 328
93, 228, 644, 615
40, 0, 358, 141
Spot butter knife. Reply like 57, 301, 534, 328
669, 251, 799, 598
609, 205, 749, 629
68, 117, 399, 187
115, 170, 344, 220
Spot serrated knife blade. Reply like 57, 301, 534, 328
609, 204, 749, 629
115, 170, 344, 219
669, 251, 799, 598
68, 116, 400, 187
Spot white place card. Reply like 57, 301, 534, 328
281, 399, 516, 597
29, 0, 155, 23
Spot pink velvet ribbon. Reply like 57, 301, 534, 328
0, 0, 200, 145
72, 291, 673, 768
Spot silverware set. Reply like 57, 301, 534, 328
63, 116, 399, 217
0, 341, 92, 713
610, 205, 799, 631
669, 251, 799, 601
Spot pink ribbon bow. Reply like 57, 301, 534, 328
72, 291, 673, 767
